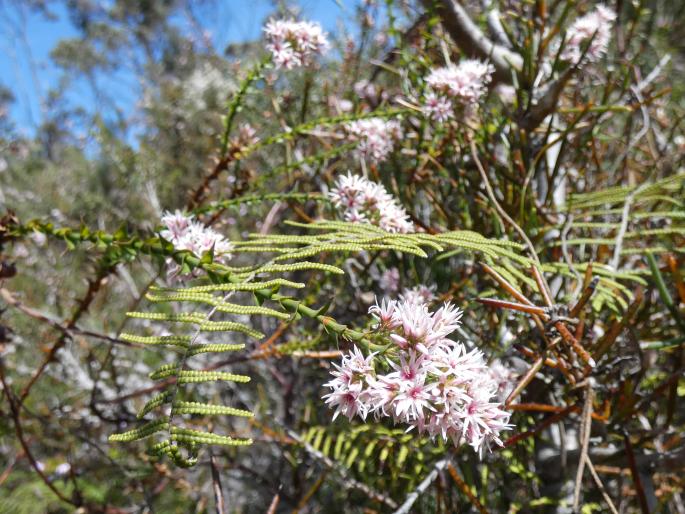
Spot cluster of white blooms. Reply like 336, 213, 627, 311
160, 210, 233, 263
230, 123, 259, 151
379, 267, 400, 294
264, 19, 329, 69
400, 284, 437, 305
559, 5, 616, 64
353, 80, 389, 104
328, 172, 414, 233
345, 118, 402, 163
323, 298, 513, 456
422, 60, 494, 122
488, 359, 518, 402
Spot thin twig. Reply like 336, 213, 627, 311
0, 288, 137, 348
623, 433, 651, 514
393, 459, 449, 514
265, 487, 282, 514
16, 266, 113, 405
209, 450, 226, 514
469, 138, 543, 269
609, 182, 650, 270
0, 358, 77, 507
586, 458, 619, 514
446, 463, 490, 514
573, 383, 594, 512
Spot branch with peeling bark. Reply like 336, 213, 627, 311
421, 0, 522, 83
424, 1, 583, 130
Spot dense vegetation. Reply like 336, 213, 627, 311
1, 1, 684, 512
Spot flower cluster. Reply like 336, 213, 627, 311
353, 80, 388, 104
345, 117, 402, 163
400, 284, 437, 305
488, 359, 518, 402
229, 123, 259, 152
379, 267, 400, 294
264, 19, 329, 69
422, 60, 494, 122
323, 298, 513, 456
559, 5, 616, 64
160, 210, 233, 263
328, 172, 414, 233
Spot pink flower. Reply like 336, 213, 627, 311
161, 210, 192, 240
379, 267, 400, 294
327, 172, 414, 233
323, 386, 365, 421
387, 350, 426, 382
345, 118, 402, 163
369, 297, 398, 329
430, 302, 464, 339
422, 91, 454, 122
400, 284, 436, 305
346, 345, 376, 374
421, 60, 493, 123
354, 79, 378, 100
230, 123, 259, 150
264, 19, 329, 69
559, 5, 616, 64
390, 301, 433, 349
429, 344, 484, 381
322, 346, 378, 421
425, 60, 493, 104
323, 298, 515, 457
488, 359, 518, 402
459, 396, 512, 457
393, 373, 434, 423
366, 374, 400, 415
160, 211, 233, 264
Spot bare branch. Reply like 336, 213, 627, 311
393, 459, 449, 514
422, 0, 522, 83
210, 450, 226, 514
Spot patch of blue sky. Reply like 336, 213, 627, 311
0, 0, 367, 144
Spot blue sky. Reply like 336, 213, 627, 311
0, 0, 359, 138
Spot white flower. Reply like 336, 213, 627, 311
425, 60, 494, 104
323, 298, 514, 457
160, 211, 233, 265
54, 463, 71, 476
488, 359, 518, 402
345, 118, 402, 163
421, 59, 493, 123
230, 123, 259, 150
328, 172, 414, 233
422, 91, 454, 122
354, 79, 378, 100
559, 5, 616, 64
400, 284, 437, 305
264, 19, 329, 69
368, 297, 398, 329
322, 346, 375, 421
379, 267, 400, 294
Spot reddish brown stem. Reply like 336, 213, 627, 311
531, 265, 554, 307
480, 263, 535, 306
623, 434, 651, 514
570, 276, 599, 318
501, 405, 577, 448
446, 463, 490, 514
505, 357, 543, 407
476, 298, 546, 316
